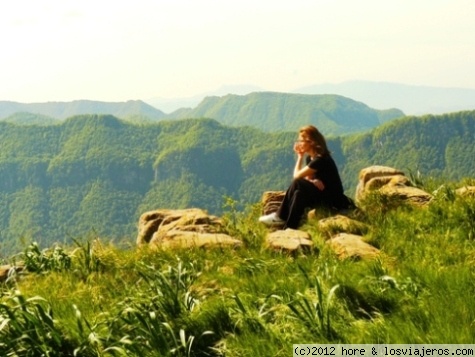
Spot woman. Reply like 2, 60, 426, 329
259, 125, 353, 229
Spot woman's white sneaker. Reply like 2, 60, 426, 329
258, 212, 284, 226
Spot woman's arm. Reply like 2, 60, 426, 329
293, 159, 314, 179
292, 148, 325, 190
292, 142, 313, 179
293, 164, 325, 190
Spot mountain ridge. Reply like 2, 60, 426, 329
0, 99, 166, 122
144, 81, 475, 114
163, 92, 404, 135
0, 93, 404, 135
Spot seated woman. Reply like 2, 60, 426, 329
259, 125, 354, 229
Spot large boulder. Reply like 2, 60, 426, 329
137, 208, 242, 249
355, 165, 432, 206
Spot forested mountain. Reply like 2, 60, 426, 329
0, 100, 165, 122
0, 116, 296, 255
339, 110, 475, 188
164, 92, 404, 135
0, 111, 474, 256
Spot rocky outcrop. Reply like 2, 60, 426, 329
355, 165, 432, 206
137, 165, 453, 258
137, 208, 242, 249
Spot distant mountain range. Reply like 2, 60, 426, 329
1, 81, 474, 123
3, 80, 474, 133
146, 84, 264, 113
294, 80, 475, 115
147, 81, 475, 115
0, 93, 404, 136
0, 99, 166, 123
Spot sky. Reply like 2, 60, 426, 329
1, 0, 474, 103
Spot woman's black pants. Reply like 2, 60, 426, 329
277, 178, 324, 229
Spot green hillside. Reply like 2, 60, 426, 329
0, 111, 474, 257
164, 92, 405, 135
0, 116, 297, 255
340, 111, 475, 188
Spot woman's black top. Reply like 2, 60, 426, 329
306, 154, 352, 209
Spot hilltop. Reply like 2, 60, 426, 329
163, 92, 404, 135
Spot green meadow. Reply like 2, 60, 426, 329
1, 178, 474, 356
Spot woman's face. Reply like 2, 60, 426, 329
296, 134, 313, 153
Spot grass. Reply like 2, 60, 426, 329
1, 180, 475, 355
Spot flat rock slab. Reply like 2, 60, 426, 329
317, 215, 369, 238
326, 233, 379, 260
265, 228, 313, 252
379, 185, 433, 206
152, 230, 242, 249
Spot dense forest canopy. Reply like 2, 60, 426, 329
0, 111, 474, 256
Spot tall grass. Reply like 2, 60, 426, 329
1, 179, 475, 355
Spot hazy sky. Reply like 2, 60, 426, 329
1, 0, 474, 102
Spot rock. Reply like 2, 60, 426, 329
265, 228, 313, 252
455, 186, 475, 198
261, 191, 285, 215
365, 174, 412, 190
0, 265, 11, 282
137, 208, 241, 249
357, 165, 405, 183
307, 207, 336, 221
355, 165, 432, 206
379, 185, 433, 206
317, 215, 369, 238
0, 264, 24, 283
154, 231, 242, 249
326, 233, 380, 260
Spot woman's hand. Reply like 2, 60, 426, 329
293, 142, 305, 156
307, 178, 325, 191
